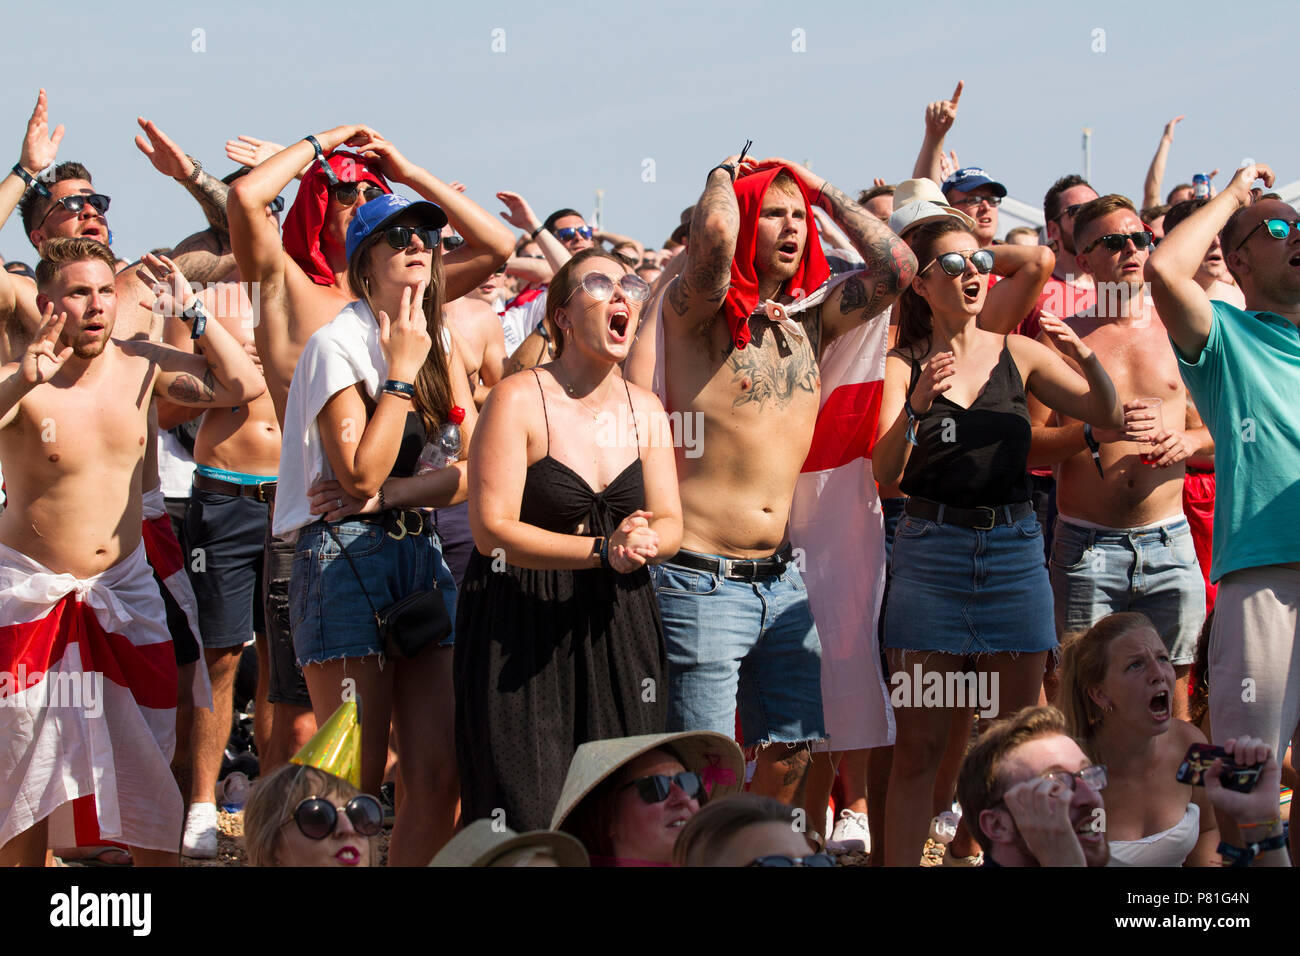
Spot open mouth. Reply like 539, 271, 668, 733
609, 308, 630, 341
335, 846, 361, 865
1148, 689, 1170, 721
666, 817, 689, 830
1075, 822, 1103, 843
962, 280, 981, 302
778, 240, 799, 257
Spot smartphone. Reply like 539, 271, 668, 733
1175, 743, 1263, 793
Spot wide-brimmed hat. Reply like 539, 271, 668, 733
428, 820, 589, 867
550, 731, 745, 832
345, 193, 448, 263
888, 178, 975, 237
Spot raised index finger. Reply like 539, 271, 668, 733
950, 81, 964, 105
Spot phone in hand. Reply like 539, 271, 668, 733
1175, 743, 1263, 793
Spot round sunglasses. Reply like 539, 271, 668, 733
382, 225, 442, 252
38, 193, 111, 228
562, 270, 651, 306
919, 249, 994, 278
1233, 217, 1300, 252
747, 853, 836, 867
1081, 231, 1155, 254
286, 795, 384, 840
619, 771, 706, 804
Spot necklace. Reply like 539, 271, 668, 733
560, 372, 610, 421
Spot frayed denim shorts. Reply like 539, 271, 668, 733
289, 517, 458, 666
883, 509, 1056, 656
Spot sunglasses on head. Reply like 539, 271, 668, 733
39, 193, 111, 227
562, 270, 651, 306
920, 249, 994, 278
1234, 217, 1300, 252
287, 795, 384, 840
747, 853, 836, 868
619, 771, 706, 804
554, 226, 594, 243
381, 225, 441, 252
1082, 231, 1155, 254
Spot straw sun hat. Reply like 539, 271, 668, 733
429, 819, 590, 868
549, 731, 746, 833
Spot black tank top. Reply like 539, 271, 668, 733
390, 411, 427, 479
899, 338, 1033, 508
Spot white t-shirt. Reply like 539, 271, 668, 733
500, 288, 548, 356
158, 428, 197, 499
273, 299, 450, 538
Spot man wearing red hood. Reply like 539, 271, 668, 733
653, 153, 915, 803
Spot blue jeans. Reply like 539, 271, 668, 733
1049, 517, 1204, 665
289, 518, 458, 665
652, 557, 826, 746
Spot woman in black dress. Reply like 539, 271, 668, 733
456, 248, 684, 831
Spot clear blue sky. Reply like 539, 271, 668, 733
2, 0, 1296, 261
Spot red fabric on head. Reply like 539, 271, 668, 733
722, 163, 829, 349
282, 152, 391, 287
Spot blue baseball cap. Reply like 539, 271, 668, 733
345, 193, 449, 262
941, 167, 1008, 198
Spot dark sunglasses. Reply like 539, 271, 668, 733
920, 249, 994, 278
747, 853, 836, 868
562, 270, 652, 305
39, 193, 111, 227
1233, 217, 1300, 252
383, 225, 441, 251
950, 194, 1001, 210
288, 795, 384, 839
268, 195, 285, 214
619, 771, 706, 804
1082, 231, 1155, 254
1054, 202, 1085, 222
330, 182, 386, 207
554, 225, 594, 243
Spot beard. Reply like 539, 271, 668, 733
63, 332, 109, 360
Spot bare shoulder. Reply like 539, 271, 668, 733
1170, 717, 1208, 749
624, 379, 666, 415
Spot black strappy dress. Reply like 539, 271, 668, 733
454, 370, 668, 831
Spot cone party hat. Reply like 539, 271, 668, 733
290, 698, 361, 788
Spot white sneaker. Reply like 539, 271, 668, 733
826, 809, 870, 853
182, 802, 218, 859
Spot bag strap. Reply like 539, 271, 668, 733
324, 523, 383, 631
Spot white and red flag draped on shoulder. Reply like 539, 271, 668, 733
142, 488, 211, 709
790, 299, 895, 751
0, 542, 184, 852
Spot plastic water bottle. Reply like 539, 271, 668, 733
220, 771, 250, 813
1193, 173, 1210, 199
930, 810, 961, 844
416, 405, 466, 474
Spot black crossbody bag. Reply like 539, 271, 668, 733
324, 522, 451, 659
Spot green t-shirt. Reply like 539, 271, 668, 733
1175, 301, 1300, 582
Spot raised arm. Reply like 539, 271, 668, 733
1146, 163, 1272, 360
980, 243, 1055, 334
1018, 318, 1122, 430
504, 253, 554, 285
663, 156, 747, 332
912, 82, 963, 183
497, 191, 572, 273
134, 118, 232, 241
624, 252, 687, 389
358, 140, 514, 302
1142, 116, 1183, 211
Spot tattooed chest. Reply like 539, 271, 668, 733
723, 327, 820, 411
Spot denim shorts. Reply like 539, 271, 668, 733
1049, 517, 1205, 665
884, 509, 1056, 655
289, 517, 458, 666
652, 557, 826, 747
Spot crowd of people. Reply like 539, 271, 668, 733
0, 81, 1294, 869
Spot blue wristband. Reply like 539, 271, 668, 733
382, 379, 415, 399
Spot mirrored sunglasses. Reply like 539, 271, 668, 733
563, 270, 651, 305
921, 249, 994, 278
555, 226, 594, 243
1234, 217, 1300, 252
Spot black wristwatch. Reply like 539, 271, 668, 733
709, 163, 738, 182
530, 224, 545, 240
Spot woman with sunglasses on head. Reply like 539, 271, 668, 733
243, 764, 383, 867
455, 248, 684, 832
551, 731, 744, 866
273, 189, 501, 867
873, 216, 1123, 866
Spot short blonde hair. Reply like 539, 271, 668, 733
34, 237, 117, 292
242, 764, 369, 867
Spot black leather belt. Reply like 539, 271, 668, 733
193, 473, 277, 503
904, 497, 1033, 531
351, 508, 433, 540
672, 544, 793, 580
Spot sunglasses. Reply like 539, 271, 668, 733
950, 194, 1002, 210
562, 270, 651, 306
1233, 217, 1300, 252
1054, 202, 1085, 222
287, 795, 384, 840
268, 195, 284, 214
619, 771, 706, 804
1081, 231, 1155, 254
919, 249, 994, 278
554, 226, 594, 243
747, 853, 836, 868
38, 193, 111, 227
382, 225, 441, 251
330, 182, 386, 207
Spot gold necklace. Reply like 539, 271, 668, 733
560, 373, 609, 421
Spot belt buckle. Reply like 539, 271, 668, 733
728, 559, 758, 582
255, 481, 273, 503
974, 507, 996, 531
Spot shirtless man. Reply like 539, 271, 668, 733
0, 239, 262, 866
653, 154, 915, 802
1029, 195, 1212, 714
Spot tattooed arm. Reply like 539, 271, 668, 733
663, 159, 744, 333
134, 118, 231, 239
171, 228, 237, 285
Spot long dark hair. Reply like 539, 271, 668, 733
347, 237, 452, 437
895, 217, 976, 359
